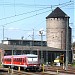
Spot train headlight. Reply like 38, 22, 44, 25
34, 65, 36, 66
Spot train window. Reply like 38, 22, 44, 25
16, 58, 17, 61
13, 59, 15, 61
17, 58, 18, 61
21, 58, 22, 62
18, 58, 19, 61
6, 59, 8, 61
23, 59, 24, 62
5, 58, 11, 62
13, 58, 15, 61
20, 58, 21, 61
16, 58, 18, 62
14, 58, 16, 61
15, 58, 16, 61
9, 59, 11, 61
19, 58, 22, 62
14, 58, 15, 61
8, 59, 9, 61
18, 58, 20, 61
25, 58, 26, 62
15, 58, 17, 61
19, 58, 20, 61
19, 58, 21, 61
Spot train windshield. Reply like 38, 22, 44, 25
27, 57, 38, 64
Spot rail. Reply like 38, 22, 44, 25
0, 65, 75, 75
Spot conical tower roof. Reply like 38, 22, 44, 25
46, 7, 69, 19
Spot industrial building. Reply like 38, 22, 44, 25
0, 7, 72, 64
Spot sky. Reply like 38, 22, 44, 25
0, 0, 74, 43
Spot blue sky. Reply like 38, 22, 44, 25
0, 0, 74, 42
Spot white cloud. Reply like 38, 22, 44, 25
39, 28, 44, 31
8, 27, 20, 30
27, 31, 33, 36
72, 38, 75, 42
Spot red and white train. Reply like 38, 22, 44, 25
2, 54, 40, 71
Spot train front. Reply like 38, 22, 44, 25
26, 54, 40, 71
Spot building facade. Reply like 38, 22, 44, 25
2, 39, 47, 46
0, 44, 70, 64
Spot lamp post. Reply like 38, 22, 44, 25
39, 30, 43, 64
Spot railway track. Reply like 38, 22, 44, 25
45, 65, 75, 74
13, 70, 55, 75
0, 71, 55, 75
0, 67, 55, 75
0, 66, 75, 75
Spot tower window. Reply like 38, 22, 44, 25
51, 19, 52, 20
53, 37, 54, 38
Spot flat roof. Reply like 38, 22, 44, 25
0, 44, 67, 51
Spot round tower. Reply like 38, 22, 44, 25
46, 7, 71, 50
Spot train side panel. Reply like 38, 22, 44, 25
2, 54, 40, 71
2, 56, 12, 67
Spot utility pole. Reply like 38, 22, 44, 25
30, 29, 34, 54
11, 45, 14, 74
65, 17, 69, 70
21, 36, 24, 54
39, 30, 43, 64
2, 25, 5, 43
3, 26, 4, 41
32, 29, 34, 53
32, 29, 34, 44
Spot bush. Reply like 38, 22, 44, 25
72, 61, 75, 66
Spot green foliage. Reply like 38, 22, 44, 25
72, 61, 75, 66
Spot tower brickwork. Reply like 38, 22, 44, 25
46, 7, 71, 50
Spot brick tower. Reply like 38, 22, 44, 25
46, 7, 71, 50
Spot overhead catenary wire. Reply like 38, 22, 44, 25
0, 9, 52, 26
0, 7, 51, 21
0, 0, 74, 41
0, 0, 73, 7
0, 2, 73, 26
0, 0, 73, 21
